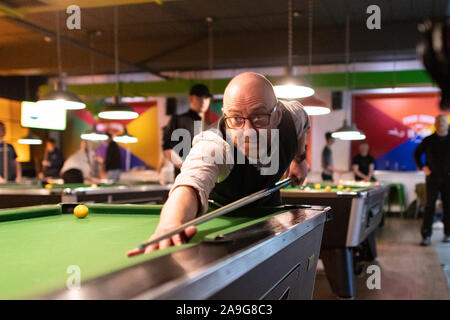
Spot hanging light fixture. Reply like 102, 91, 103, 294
98, 96, 138, 120
37, 11, 85, 110
274, 0, 314, 99
332, 16, 365, 141
80, 125, 108, 141
299, 0, 330, 115
300, 95, 330, 115
18, 132, 42, 145
331, 120, 366, 140
98, 7, 138, 120
113, 128, 138, 144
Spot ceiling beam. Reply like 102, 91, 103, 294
138, 34, 207, 66
0, 0, 174, 16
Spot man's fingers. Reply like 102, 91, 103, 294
144, 243, 159, 254
172, 233, 184, 246
142, 226, 198, 254
159, 238, 172, 250
184, 226, 197, 240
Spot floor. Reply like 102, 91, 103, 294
313, 217, 450, 300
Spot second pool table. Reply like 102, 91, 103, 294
0, 182, 171, 209
281, 182, 388, 299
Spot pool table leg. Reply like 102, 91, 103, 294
320, 247, 355, 299
363, 231, 378, 261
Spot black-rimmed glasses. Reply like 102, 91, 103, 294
224, 104, 277, 129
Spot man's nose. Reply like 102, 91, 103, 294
242, 119, 255, 131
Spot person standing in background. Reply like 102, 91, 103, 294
414, 114, 450, 246
0, 121, 21, 183
104, 133, 122, 182
321, 131, 343, 181
352, 141, 376, 181
39, 138, 64, 181
162, 84, 212, 177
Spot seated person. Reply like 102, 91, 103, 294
352, 141, 376, 181
60, 140, 98, 184
62, 168, 84, 184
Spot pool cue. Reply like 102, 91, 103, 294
127, 177, 293, 257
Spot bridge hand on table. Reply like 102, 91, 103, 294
126, 225, 197, 257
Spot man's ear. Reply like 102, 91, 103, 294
274, 101, 282, 126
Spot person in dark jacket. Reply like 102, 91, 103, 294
39, 138, 64, 180
162, 84, 212, 177
414, 114, 450, 246
352, 141, 376, 181
105, 133, 122, 182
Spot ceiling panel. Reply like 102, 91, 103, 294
0, 0, 448, 76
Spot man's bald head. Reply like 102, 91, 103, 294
223, 72, 277, 115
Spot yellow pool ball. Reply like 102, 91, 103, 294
314, 183, 321, 190
74, 205, 89, 219
337, 184, 344, 190
44, 184, 52, 189
345, 187, 352, 192
324, 186, 332, 192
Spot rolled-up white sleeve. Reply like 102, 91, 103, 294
280, 100, 310, 139
169, 129, 233, 214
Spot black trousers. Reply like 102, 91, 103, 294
421, 175, 450, 237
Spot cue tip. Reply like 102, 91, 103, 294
126, 248, 145, 257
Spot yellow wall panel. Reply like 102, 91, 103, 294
0, 98, 30, 162
119, 106, 160, 169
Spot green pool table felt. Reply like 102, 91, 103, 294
0, 204, 282, 299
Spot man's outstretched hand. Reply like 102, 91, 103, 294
126, 225, 197, 257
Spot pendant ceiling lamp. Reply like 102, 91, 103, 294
98, 7, 138, 120
113, 128, 138, 144
300, 95, 330, 115
80, 125, 108, 141
274, 0, 314, 99
37, 11, 85, 110
299, 0, 330, 115
18, 132, 42, 145
332, 16, 365, 141
331, 120, 366, 140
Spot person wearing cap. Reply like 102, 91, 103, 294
162, 84, 212, 177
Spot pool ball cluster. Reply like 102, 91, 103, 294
301, 184, 352, 192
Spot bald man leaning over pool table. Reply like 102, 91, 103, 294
131, 72, 311, 255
